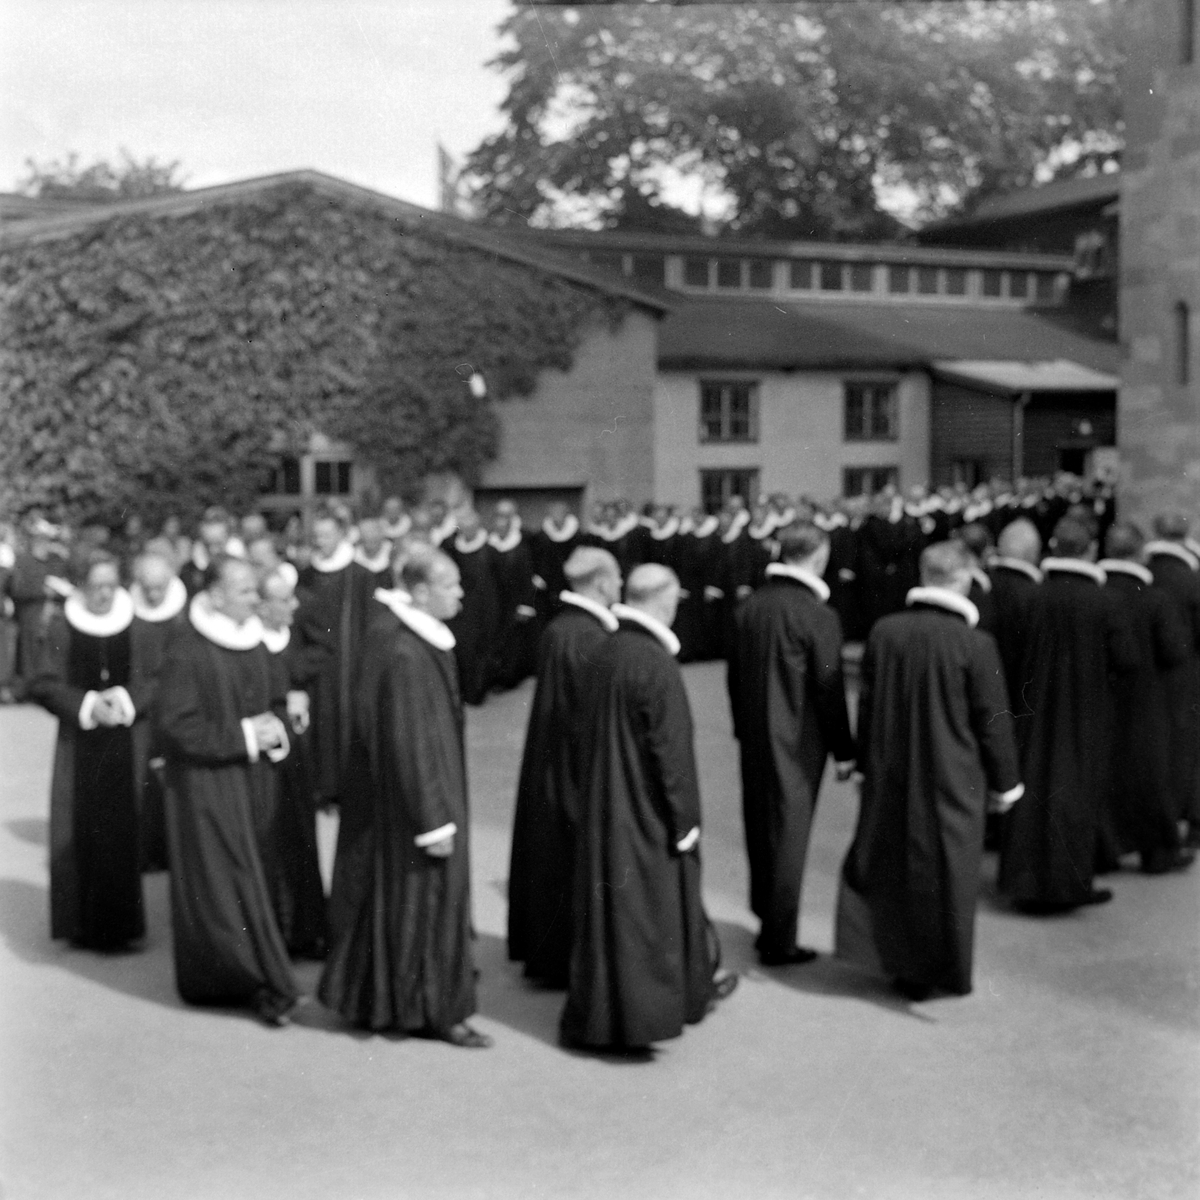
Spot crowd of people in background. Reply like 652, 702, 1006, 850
2, 463, 1198, 1048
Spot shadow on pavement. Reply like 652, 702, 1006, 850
4, 818, 48, 847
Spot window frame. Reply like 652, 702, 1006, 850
698, 379, 761, 444
843, 380, 900, 442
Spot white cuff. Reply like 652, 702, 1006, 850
414, 822, 457, 848
676, 826, 700, 853
704, 586, 724, 600
532, 575, 547, 590
838, 569, 856, 582
109, 686, 136, 727
78, 691, 101, 730
265, 723, 290, 764
240, 718, 260, 763
517, 605, 537, 619
988, 782, 1024, 811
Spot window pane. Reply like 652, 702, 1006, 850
849, 263, 873, 292
945, 268, 967, 295
699, 384, 724, 441
981, 269, 1003, 297
789, 261, 813, 289
336, 462, 352, 495
748, 259, 774, 289
1009, 272, 1029, 299
888, 265, 910, 293
716, 259, 742, 288
631, 255, 664, 286
314, 461, 332, 494
1034, 272, 1056, 302
684, 257, 710, 287
819, 261, 843, 291
917, 266, 939, 294
844, 387, 865, 440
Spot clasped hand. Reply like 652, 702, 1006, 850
249, 712, 286, 752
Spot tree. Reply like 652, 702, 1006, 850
464, 2, 1123, 239
18, 150, 186, 202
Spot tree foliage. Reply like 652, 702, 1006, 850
19, 149, 187, 202
0, 182, 624, 525
465, 1, 1123, 239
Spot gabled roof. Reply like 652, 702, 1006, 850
0, 170, 671, 314
657, 296, 1120, 376
921, 173, 1121, 236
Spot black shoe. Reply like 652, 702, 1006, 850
711, 971, 739, 1001
253, 990, 296, 1028
1142, 848, 1196, 875
1081, 887, 1113, 906
759, 945, 818, 967
443, 1022, 493, 1049
893, 978, 933, 1002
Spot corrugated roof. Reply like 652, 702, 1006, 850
657, 296, 1120, 374
0, 170, 671, 313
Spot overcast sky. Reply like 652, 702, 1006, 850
2, 0, 513, 207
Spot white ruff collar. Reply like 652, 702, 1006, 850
489, 520, 523, 554
1144, 541, 1200, 571
455, 528, 489, 554
65, 588, 135, 637
542, 514, 579, 543
722, 510, 751, 544
131, 575, 187, 623
189, 593, 264, 650
261, 625, 292, 654
559, 590, 619, 631
1099, 559, 1154, 586
612, 603, 681, 656
382, 516, 412, 541
969, 566, 993, 594
373, 588, 455, 651
354, 544, 392, 574
311, 541, 355, 573
748, 517, 777, 540
690, 515, 719, 538
1042, 558, 1106, 585
649, 516, 680, 541
765, 562, 831, 603
990, 557, 1042, 584
906, 587, 980, 628
430, 516, 458, 547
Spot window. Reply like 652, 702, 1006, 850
844, 381, 899, 441
699, 380, 760, 443
945, 268, 967, 296
819, 261, 844, 291
748, 259, 774, 289
888, 265, 911, 294
843, 466, 898, 497
1009, 272, 1030, 300
264, 456, 301, 496
789, 260, 814, 289
716, 258, 742, 288
1177, 301, 1192, 386
701, 468, 760, 514
952, 459, 985, 489
916, 266, 939, 295
314, 460, 352, 495
981, 269, 1003, 297
684, 257, 710, 287
1074, 231, 1111, 279
631, 255, 664, 286
849, 263, 874, 292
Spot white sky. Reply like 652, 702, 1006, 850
1, 0, 514, 207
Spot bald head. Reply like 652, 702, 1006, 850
259, 567, 297, 631
920, 541, 972, 594
564, 546, 621, 606
132, 551, 177, 607
1153, 511, 1190, 542
997, 518, 1041, 566
624, 563, 681, 628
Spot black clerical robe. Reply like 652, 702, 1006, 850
985, 561, 1042, 710
530, 520, 579, 624
836, 594, 1021, 994
8, 550, 68, 691
561, 615, 715, 1049
318, 601, 476, 1035
30, 596, 153, 949
677, 523, 723, 663
156, 614, 297, 1008
295, 553, 375, 802
447, 536, 500, 706
728, 570, 855, 958
823, 521, 865, 642
508, 598, 614, 984
999, 562, 1138, 907
488, 533, 538, 690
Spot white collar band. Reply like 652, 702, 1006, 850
990, 557, 1043, 584
542, 514, 579, 543
969, 566, 993, 594
311, 541, 355, 573
1099, 559, 1154, 586
906, 587, 980, 628
373, 588, 455, 651
189, 592, 264, 650
611, 603, 682, 656
765, 562, 831, 603
488, 519, 522, 554
130, 575, 187, 623
354, 544, 392, 574
691, 516, 719, 538
454, 528, 489, 554
1042, 558, 1106, 585
649, 516, 681, 541
261, 625, 292, 654
559, 591, 619, 631
65, 588, 135, 637
1144, 541, 1200, 571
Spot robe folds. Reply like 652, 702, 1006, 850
508, 602, 613, 984
999, 565, 1139, 907
561, 619, 715, 1050
447, 539, 500, 706
529, 522, 579, 625
31, 603, 157, 949
319, 606, 476, 1035
836, 600, 1021, 994
728, 573, 855, 957
295, 557, 375, 803
156, 622, 297, 1007
985, 562, 1041, 710
488, 536, 539, 690
676, 527, 723, 663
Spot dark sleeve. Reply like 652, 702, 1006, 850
809, 609, 856, 762
156, 644, 254, 765
966, 633, 1022, 795
126, 624, 163, 720
1152, 590, 1191, 671
642, 660, 703, 847
1104, 592, 1141, 675
26, 617, 87, 724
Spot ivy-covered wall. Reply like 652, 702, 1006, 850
0, 181, 630, 525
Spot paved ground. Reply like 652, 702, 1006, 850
1, 663, 1197, 1200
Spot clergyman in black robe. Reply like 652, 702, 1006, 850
487, 501, 539, 690
728, 523, 856, 966
508, 547, 621, 986
157, 558, 298, 1026
319, 550, 490, 1048
447, 512, 500, 706
986, 519, 1043, 709
999, 518, 1139, 912
529, 503, 580, 626
561, 564, 736, 1051
30, 554, 150, 950
836, 541, 1023, 999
